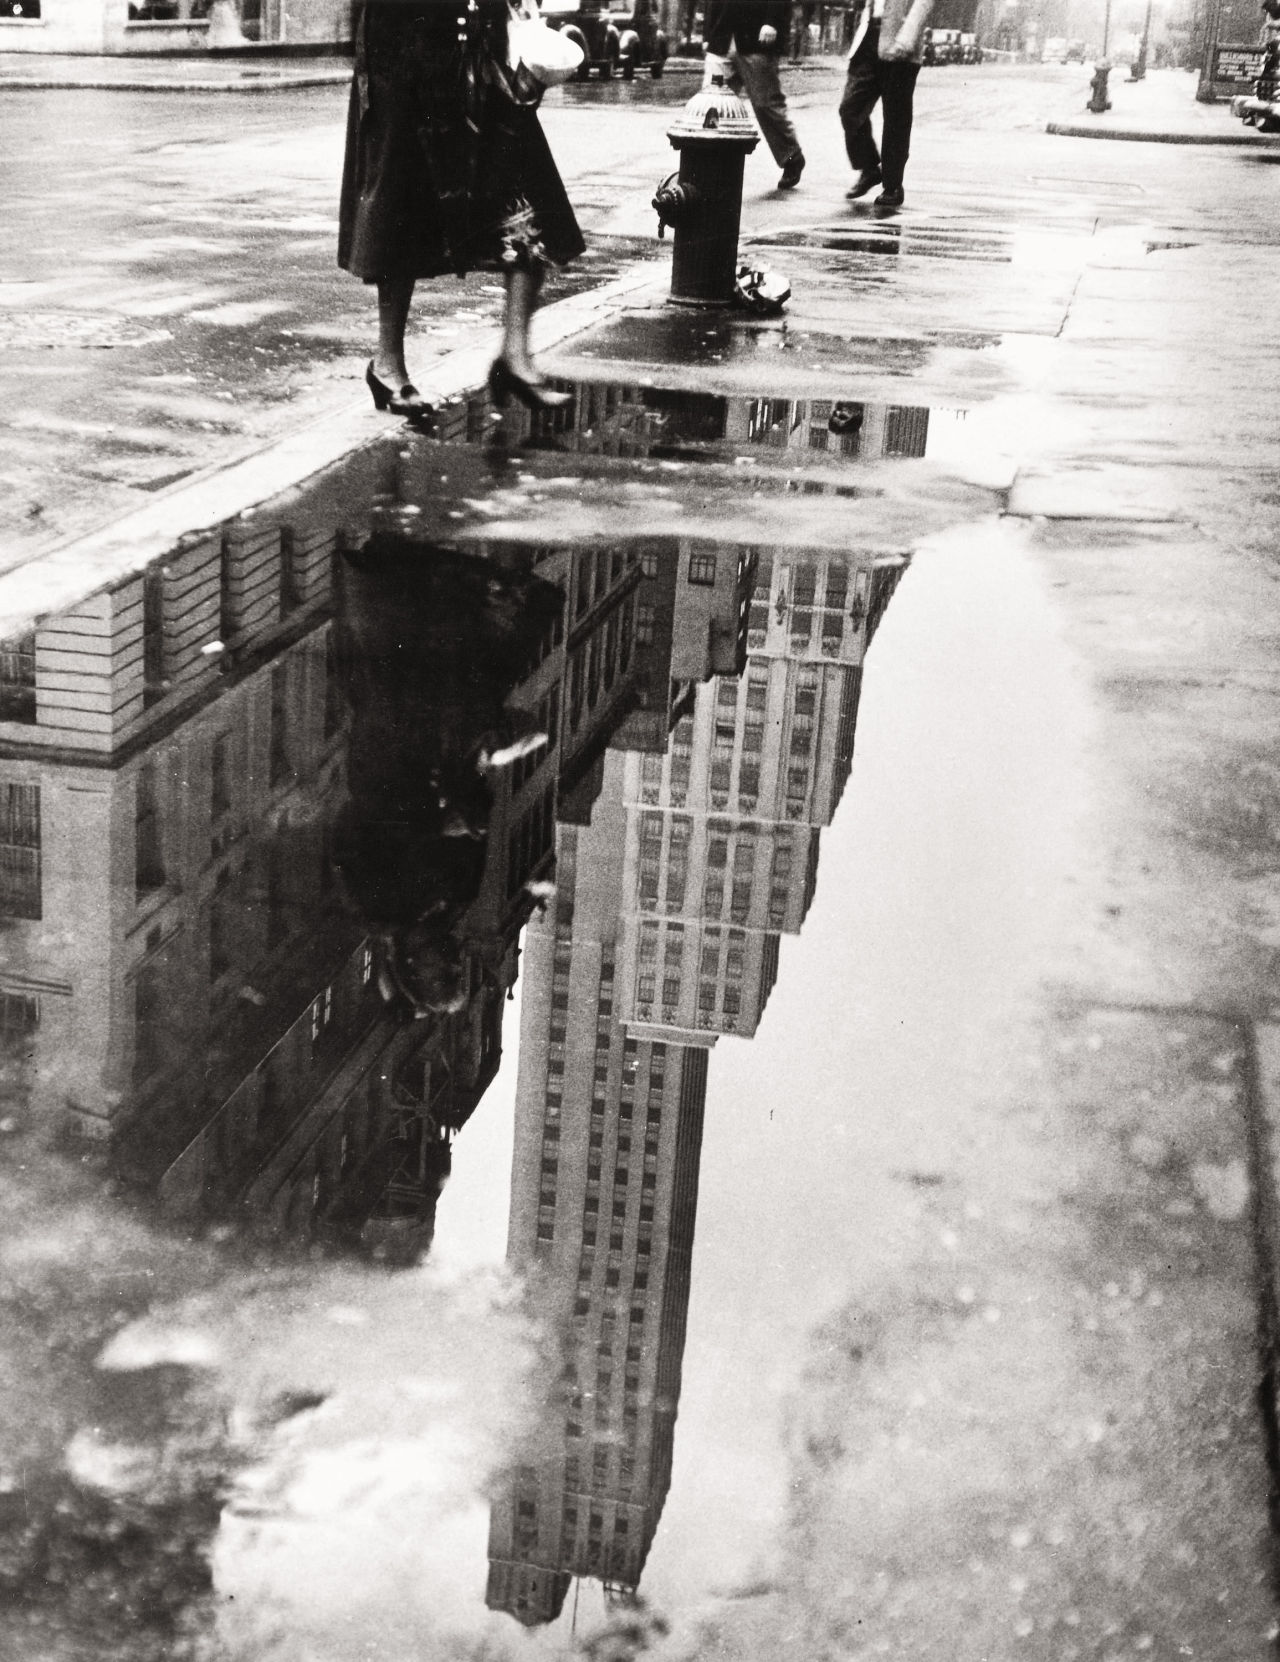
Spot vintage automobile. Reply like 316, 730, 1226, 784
613, 0, 669, 77
542, 0, 668, 77
923, 26, 962, 62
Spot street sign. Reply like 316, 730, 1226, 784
1213, 44, 1266, 82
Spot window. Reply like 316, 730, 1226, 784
323, 628, 344, 740
0, 632, 35, 724
211, 731, 232, 820
0, 782, 41, 920
687, 552, 717, 587
636, 602, 656, 645
133, 959, 164, 1083
209, 883, 232, 983
310, 984, 334, 1048
135, 763, 165, 899
0, 991, 38, 1035
0, 0, 42, 16
269, 663, 293, 787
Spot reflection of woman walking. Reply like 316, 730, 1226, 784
339, 0, 585, 420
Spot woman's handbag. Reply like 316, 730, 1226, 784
507, 0, 584, 86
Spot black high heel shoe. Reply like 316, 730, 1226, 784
366, 361, 435, 422
488, 355, 572, 413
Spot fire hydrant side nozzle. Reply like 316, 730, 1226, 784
655, 74, 760, 307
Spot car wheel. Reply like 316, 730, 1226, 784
650, 54, 665, 77
601, 49, 616, 77
621, 56, 636, 77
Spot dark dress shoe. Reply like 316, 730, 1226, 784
366, 361, 434, 421
874, 187, 905, 211
846, 167, 883, 200
488, 355, 572, 413
778, 153, 805, 189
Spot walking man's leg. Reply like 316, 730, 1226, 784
839, 27, 884, 192
877, 58, 921, 200
734, 49, 805, 184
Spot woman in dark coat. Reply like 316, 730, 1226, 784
331, 534, 562, 1015
338, 0, 586, 419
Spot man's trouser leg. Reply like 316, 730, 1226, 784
878, 58, 920, 192
732, 49, 803, 166
838, 26, 884, 174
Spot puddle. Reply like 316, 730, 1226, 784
0, 373, 1030, 1660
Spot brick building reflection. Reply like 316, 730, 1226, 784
0, 461, 661, 1253
487, 542, 905, 1623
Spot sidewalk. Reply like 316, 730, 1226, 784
1047, 61, 1277, 141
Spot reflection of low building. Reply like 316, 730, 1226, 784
452, 380, 935, 470
0, 484, 650, 1247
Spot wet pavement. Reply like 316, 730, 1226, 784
5, 58, 1280, 1662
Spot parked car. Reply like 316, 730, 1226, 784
1064, 37, 1085, 60
542, 0, 667, 77
1041, 36, 1068, 61
923, 26, 963, 63
613, 0, 669, 77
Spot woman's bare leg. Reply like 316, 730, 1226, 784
373, 275, 415, 386
500, 264, 542, 379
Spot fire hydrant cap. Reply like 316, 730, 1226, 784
667, 75, 761, 148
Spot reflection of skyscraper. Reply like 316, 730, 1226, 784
488, 755, 708, 1623
615, 547, 902, 1045
488, 542, 905, 1623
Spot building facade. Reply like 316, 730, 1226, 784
0, 0, 350, 55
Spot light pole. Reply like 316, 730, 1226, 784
1130, 0, 1154, 77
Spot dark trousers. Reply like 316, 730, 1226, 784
838, 20, 920, 194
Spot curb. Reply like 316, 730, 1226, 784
0, 53, 849, 95
0, 260, 666, 636
0, 73, 351, 92
1046, 118, 1278, 144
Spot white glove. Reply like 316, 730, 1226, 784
758, 23, 777, 45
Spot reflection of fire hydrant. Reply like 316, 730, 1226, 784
1088, 59, 1112, 111
653, 75, 760, 307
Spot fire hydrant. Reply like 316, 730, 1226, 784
653, 75, 760, 307
1088, 59, 1112, 112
